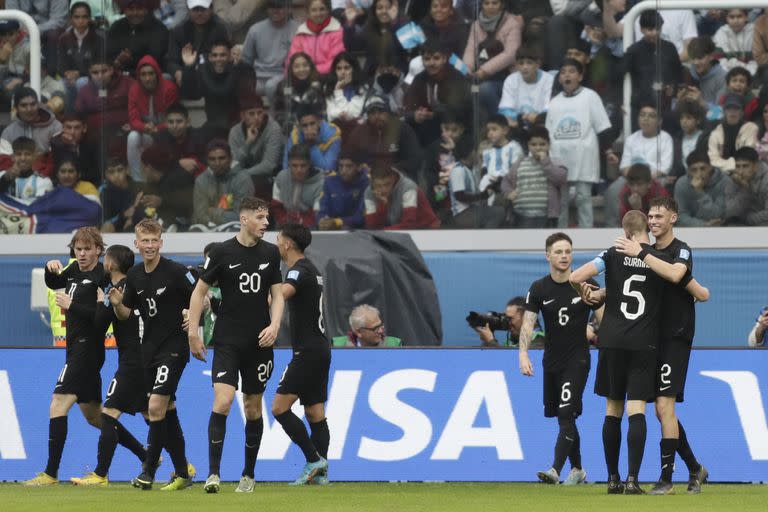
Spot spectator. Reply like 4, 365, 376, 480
423, 109, 470, 219
708, 93, 759, 173
241, 0, 299, 101
420, 0, 469, 60
0, 137, 53, 202
213, 0, 262, 44
127, 55, 179, 182
154, 0, 189, 29
138, 144, 194, 229
673, 99, 706, 176
674, 150, 729, 227
713, 9, 755, 73
474, 296, 544, 348
404, 39, 471, 147
83, 0, 122, 26
106, 0, 169, 74
283, 103, 341, 172
346, 94, 422, 180
370, 63, 407, 114
352, 0, 407, 76
1, 88, 62, 154
317, 148, 368, 230
0, 20, 30, 105
757, 100, 768, 162
447, 135, 503, 229
192, 139, 254, 228
501, 125, 567, 229
725, 147, 768, 226
228, 94, 283, 196
287, 0, 345, 75
753, 9, 768, 68
53, 157, 100, 204
57, 3, 104, 104
100, 158, 143, 233
545, 58, 612, 228
6, 0, 68, 72
685, 36, 727, 107
364, 164, 440, 230
718, 67, 758, 120
462, 0, 522, 115
498, 45, 553, 128
74, 54, 133, 157
332, 304, 402, 347
180, 39, 256, 139
544, 0, 594, 70
324, 52, 368, 129
747, 307, 768, 347
166, 0, 230, 85
273, 51, 323, 131
271, 143, 324, 227
152, 102, 207, 177
51, 113, 100, 185
630, 8, 697, 61
618, 163, 670, 221
479, 113, 524, 204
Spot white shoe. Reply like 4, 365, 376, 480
563, 467, 587, 485
536, 467, 559, 484
203, 474, 220, 493
235, 475, 255, 493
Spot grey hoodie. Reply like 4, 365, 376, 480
0, 107, 62, 152
674, 167, 730, 226
725, 163, 768, 226
192, 164, 254, 226
228, 116, 283, 179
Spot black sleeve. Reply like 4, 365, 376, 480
199, 245, 223, 286
524, 280, 541, 314
122, 273, 138, 310
268, 246, 283, 287
44, 263, 70, 290
177, 264, 197, 302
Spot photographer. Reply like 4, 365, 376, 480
748, 306, 768, 347
470, 296, 545, 348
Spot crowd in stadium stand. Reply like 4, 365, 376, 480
1, 0, 768, 232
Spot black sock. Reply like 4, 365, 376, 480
274, 411, 319, 462
115, 420, 146, 463
164, 409, 188, 479
208, 412, 227, 477
45, 416, 68, 478
602, 415, 621, 477
552, 417, 576, 474
660, 438, 679, 482
569, 425, 582, 470
309, 418, 330, 460
145, 420, 166, 478
95, 414, 119, 477
627, 414, 647, 479
676, 420, 700, 474
243, 417, 264, 478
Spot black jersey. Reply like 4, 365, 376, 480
45, 262, 106, 364
654, 238, 695, 342
123, 257, 195, 366
284, 258, 329, 351
525, 275, 597, 372
95, 278, 142, 371
199, 237, 282, 343
596, 246, 666, 351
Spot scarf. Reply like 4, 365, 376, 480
306, 16, 331, 34
722, 120, 744, 159
478, 11, 502, 33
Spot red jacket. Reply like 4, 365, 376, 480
364, 171, 440, 230
618, 179, 670, 221
128, 55, 178, 133
75, 73, 134, 146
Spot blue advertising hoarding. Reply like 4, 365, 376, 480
0, 348, 766, 482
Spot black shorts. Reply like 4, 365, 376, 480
104, 367, 146, 415
543, 358, 590, 418
144, 355, 186, 399
53, 357, 102, 404
655, 338, 692, 402
276, 349, 331, 406
594, 348, 656, 402
211, 343, 274, 395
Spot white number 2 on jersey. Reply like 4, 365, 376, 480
620, 274, 646, 320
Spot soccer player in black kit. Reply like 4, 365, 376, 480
615, 197, 709, 494
571, 211, 709, 494
72, 245, 148, 486
109, 219, 196, 491
520, 232, 603, 486
271, 223, 330, 485
187, 197, 285, 494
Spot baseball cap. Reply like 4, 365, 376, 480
723, 93, 744, 110
364, 95, 391, 114
187, 0, 212, 9
0, 20, 20, 34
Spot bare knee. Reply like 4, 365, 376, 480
242, 395, 262, 420
147, 396, 170, 420
212, 385, 236, 415
304, 404, 325, 424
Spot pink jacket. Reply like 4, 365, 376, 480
462, 12, 522, 77
287, 17, 345, 75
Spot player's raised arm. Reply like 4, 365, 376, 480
259, 282, 285, 347
187, 279, 211, 362
614, 237, 688, 284
518, 311, 537, 376
109, 286, 132, 321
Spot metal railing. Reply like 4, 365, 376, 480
0, 9, 41, 96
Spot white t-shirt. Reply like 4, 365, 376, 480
545, 87, 612, 183
619, 130, 674, 175
633, 10, 697, 54
498, 70, 554, 117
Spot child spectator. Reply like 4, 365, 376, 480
423, 109, 470, 220
324, 52, 368, 129
618, 163, 670, 221
674, 99, 706, 175
713, 9, 756, 73
0, 137, 53, 202
271, 143, 324, 227
717, 67, 758, 120
674, 150, 729, 227
447, 135, 503, 229
51, 113, 100, 185
545, 58, 612, 228
273, 52, 323, 132
2, 88, 62, 155
708, 93, 758, 172
283, 103, 341, 173
287, 0, 345, 75
685, 36, 727, 108
0, 20, 30, 105
501, 125, 567, 228
127, 55, 179, 182
137, 145, 195, 229
100, 158, 143, 232
364, 164, 440, 230
152, 102, 206, 177
317, 148, 368, 230
725, 147, 768, 225
498, 45, 553, 128
54, 158, 100, 204
479, 114, 524, 203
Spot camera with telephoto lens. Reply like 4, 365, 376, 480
466, 311, 511, 331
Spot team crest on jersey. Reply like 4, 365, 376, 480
679, 248, 690, 260
156, 287, 167, 295
571, 296, 581, 304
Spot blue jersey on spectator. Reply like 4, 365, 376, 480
317, 170, 369, 229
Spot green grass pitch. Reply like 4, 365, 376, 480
2, 482, 767, 512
